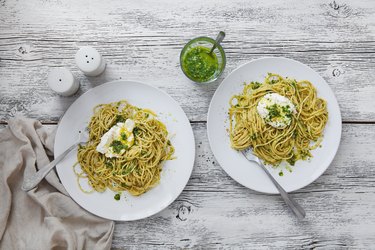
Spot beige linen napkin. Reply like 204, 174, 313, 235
0, 117, 114, 250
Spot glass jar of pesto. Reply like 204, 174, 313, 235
180, 36, 226, 83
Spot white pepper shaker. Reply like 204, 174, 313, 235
47, 67, 79, 96
75, 46, 106, 76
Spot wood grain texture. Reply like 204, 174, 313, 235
1, 0, 375, 248
1, 0, 375, 123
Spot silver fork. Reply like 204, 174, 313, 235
22, 129, 88, 192
242, 148, 306, 220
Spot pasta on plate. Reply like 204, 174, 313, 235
229, 73, 328, 167
75, 100, 175, 196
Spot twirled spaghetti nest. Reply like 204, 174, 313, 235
229, 73, 328, 166
76, 100, 174, 196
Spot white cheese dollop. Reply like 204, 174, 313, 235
96, 119, 136, 158
256, 93, 296, 129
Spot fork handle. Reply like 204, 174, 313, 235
259, 163, 306, 220
22, 142, 79, 191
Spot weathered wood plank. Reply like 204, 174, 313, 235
110, 123, 375, 249
1, 0, 375, 122
1, 0, 375, 248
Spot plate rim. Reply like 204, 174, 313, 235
54, 80, 195, 221
207, 56, 342, 194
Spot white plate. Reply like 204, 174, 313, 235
55, 80, 195, 221
207, 57, 342, 194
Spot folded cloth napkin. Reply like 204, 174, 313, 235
0, 117, 114, 250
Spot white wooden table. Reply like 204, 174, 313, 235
1, 0, 375, 248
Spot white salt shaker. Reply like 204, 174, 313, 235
75, 46, 106, 76
47, 67, 79, 96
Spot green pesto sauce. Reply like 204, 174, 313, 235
110, 140, 128, 154
182, 46, 219, 82
114, 193, 121, 201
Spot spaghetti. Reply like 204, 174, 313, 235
229, 73, 328, 166
75, 100, 175, 196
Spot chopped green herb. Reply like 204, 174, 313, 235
105, 160, 113, 169
110, 140, 127, 154
133, 127, 141, 136
250, 134, 257, 140
121, 132, 127, 140
115, 115, 126, 123
250, 81, 261, 89
300, 150, 310, 160
291, 80, 297, 88
267, 104, 281, 119
287, 155, 297, 166
114, 193, 120, 201
270, 79, 278, 84
280, 105, 293, 119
